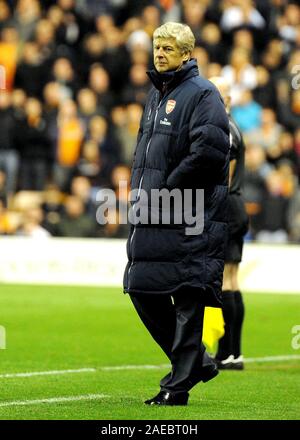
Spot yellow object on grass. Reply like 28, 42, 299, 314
203, 307, 225, 353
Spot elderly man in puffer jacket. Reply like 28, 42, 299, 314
123, 22, 230, 406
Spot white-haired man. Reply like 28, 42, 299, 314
124, 23, 230, 405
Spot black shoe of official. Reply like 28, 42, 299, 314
214, 355, 234, 370
231, 356, 244, 370
144, 390, 189, 406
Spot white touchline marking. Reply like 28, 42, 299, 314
100, 364, 170, 371
0, 394, 108, 408
0, 368, 96, 378
101, 355, 300, 370
0, 355, 299, 379
243, 354, 300, 363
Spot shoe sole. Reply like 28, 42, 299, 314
231, 363, 244, 370
144, 399, 189, 406
217, 363, 233, 370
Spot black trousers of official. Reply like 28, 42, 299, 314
130, 289, 211, 394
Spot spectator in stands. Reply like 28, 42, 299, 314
182, 0, 206, 43
277, 2, 300, 50
141, 5, 160, 37
0, 90, 19, 195
55, 195, 96, 237
77, 139, 112, 188
18, 206, 51, 238
0, 1, 12, 33
111, 103, 143, 167
70, 175, 94, 216
277, 159, 297, 199
294, 128, 300, 178
77, 87, 103, 131
288, 187, 300, 242
110, 164, 130, 202
262, 38, 285, 76
220, 0, 266, 33
16, 97, 51, 191
0, 169, 7, 205
51, 57, 80, 100
11, 88, 26, 121
0, 195, 12, 235
193, 46, 209, 77
87, 115, 121, 167
12, 0, 41, 41
247, 108, 283, 151
79, 34, 106, 83
231, 90, 262, 133
54, 3, 83, 50
15, 40, 46, 98
126, 28, 152, 57
88, 64, 115, 113
53, 98, 84, 191
43, 81, 62, 163
100, 25, 130, 93
278, 89, 300, 132
222, 47, 258, 106
278, 132, 298, 172
206, 61, 222, 78
243, 143, 272, 238
200, 22, 225, 64
159, 0, 181, 23
121, 63, 151, 106
232, 29, 259, 65
41, 182, 64, 235
94, 13, 114, 35
0, 25, 19, 91
46, 5, 64, 33
34, 19, 58, 73
97, 206, 129, 239
255, 170, 289, 243
253, 66, 276, 108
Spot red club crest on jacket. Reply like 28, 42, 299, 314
166, 99, 176, 114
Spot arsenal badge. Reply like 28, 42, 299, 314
166, 99, 176, 114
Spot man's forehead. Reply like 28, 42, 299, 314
153, 37, 177, 47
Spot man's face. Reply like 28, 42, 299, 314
153, 37, 189, 73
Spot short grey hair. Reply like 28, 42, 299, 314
153, 22, 195, 54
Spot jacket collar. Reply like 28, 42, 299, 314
147, 58, 199, 94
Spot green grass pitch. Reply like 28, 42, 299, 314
0, 284, 299, 420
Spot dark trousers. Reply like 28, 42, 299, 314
130, 289, 211, 394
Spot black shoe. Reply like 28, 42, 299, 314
188, 362, 219, 388
199, 362, 219, 382
231, 356, 244, 370
215, 355, 234, 370
144, 390, 189, 406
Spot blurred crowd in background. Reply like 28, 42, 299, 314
0, 0, 300, 242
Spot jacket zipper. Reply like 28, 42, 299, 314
127, 98, 162, 289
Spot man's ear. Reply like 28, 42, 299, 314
182, 52, 190, 63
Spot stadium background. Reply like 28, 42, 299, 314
0, 0, 300, 420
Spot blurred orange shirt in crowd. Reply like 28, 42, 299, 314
57, 119, 84, 166
0, 42, 18, 91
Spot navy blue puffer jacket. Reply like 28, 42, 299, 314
123, 59, 230, 307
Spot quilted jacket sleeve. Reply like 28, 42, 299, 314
166, 88, 230, 188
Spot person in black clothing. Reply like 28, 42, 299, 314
0, 90, 19, 196
123, 23, 230, 405
209, 77, 249, 370
15, 97, 51, 190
